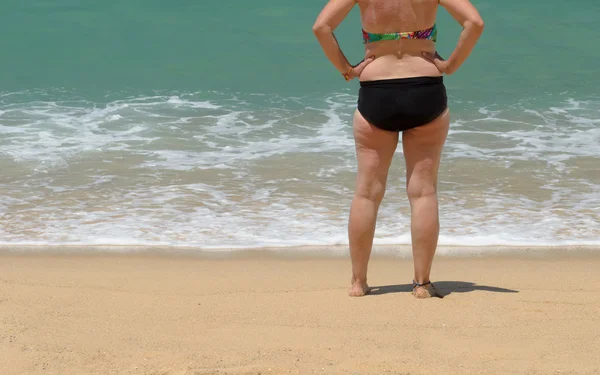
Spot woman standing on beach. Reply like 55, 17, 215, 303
313, 0, 484, 298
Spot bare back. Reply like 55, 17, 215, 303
358, 0, 441, 80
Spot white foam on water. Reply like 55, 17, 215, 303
1, 90, 599, 252
166, 96, 221, 109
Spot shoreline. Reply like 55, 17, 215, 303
2, 244, 600, 259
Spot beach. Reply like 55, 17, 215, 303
2, 1, 600, 374
1, 247, 599, 375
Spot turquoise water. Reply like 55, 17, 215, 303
1, 1, 598, 99
1, 1, 599, 250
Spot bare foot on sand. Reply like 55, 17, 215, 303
348, 278, 371, 297
412, 283, 443, 299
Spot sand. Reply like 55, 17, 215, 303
1, 247, 599, 375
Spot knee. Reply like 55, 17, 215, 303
406, 159, 437, 200
355, 180, 387, 203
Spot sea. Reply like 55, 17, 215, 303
1, 0, 599, 252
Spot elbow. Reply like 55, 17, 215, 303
466, 18, 484, 34
312, 22, 331, 36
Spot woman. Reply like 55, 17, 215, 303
313, 0, 484, 298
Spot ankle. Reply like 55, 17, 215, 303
351, 275, 367, 285
413, 278, 430, 286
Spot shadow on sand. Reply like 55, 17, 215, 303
369, 281, 518, 298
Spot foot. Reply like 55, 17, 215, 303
348, 278, 371, 297
412, 281, 442, 299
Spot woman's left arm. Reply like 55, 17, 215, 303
312, 0, 373, 80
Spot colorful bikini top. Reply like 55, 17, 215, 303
362, 24, 437, 44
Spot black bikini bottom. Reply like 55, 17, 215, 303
357, 76, 447, 132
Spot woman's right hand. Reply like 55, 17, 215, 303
422, 51, 455, 75
349, 56, 376, 79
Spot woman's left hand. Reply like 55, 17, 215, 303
422, 51, 455, 75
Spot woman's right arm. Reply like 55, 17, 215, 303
424, 0, 484, 75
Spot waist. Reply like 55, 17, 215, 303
358, 53, 442, 81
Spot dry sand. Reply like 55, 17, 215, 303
1, 247, 599, 375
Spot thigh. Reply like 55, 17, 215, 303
402, 109, 450, 188
353, 110, 399, 198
